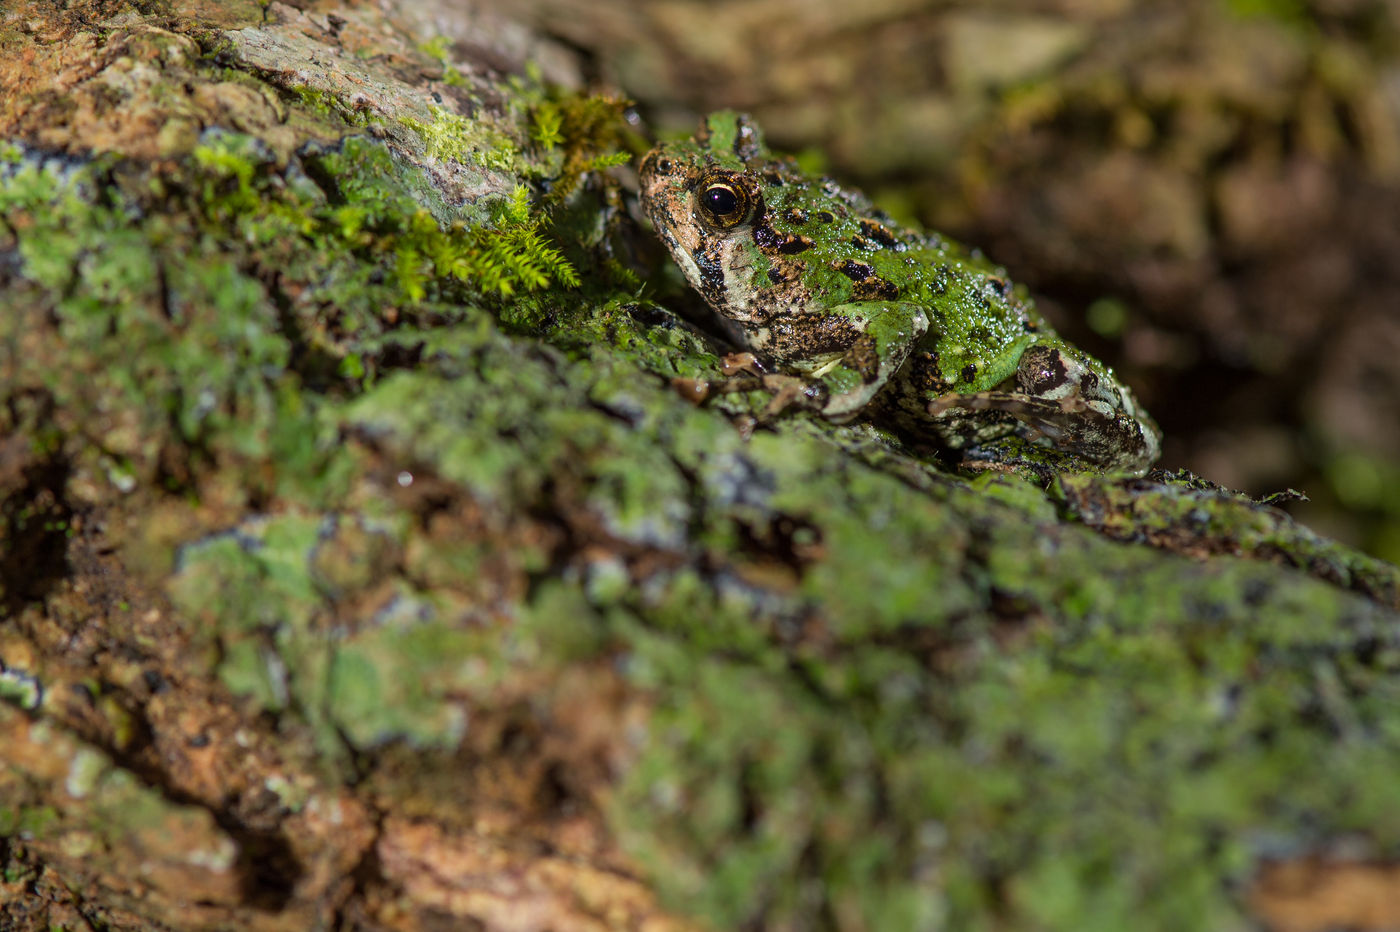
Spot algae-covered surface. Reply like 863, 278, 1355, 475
2, 2, 1400, 930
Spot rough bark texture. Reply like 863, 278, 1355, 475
1, 2, 1399, 931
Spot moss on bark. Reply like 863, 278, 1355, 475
1, 2, 1398, 930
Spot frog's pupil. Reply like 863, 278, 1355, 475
704, 185, 740, 217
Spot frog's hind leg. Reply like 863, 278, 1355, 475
929, 390, 1157, 474
929, 390, 1088, 443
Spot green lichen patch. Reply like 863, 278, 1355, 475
597, 477, 1400, 930
166, 512, 489, 757
0, 125, 605, 509
1056, 470, 1400, 608
404, 104, 521, 172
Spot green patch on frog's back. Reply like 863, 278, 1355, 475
753, 183, 1043, 393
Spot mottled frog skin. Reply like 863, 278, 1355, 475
640, 112, 1162, 475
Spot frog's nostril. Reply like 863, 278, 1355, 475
640, 153, 671, 181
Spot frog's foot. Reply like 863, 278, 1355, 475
719, 352, 766, 377
757, 374, 825, 420
669, 353, 771, 406
671, 377, 714, 405
929, 389, 1158, 474
669, 371, 822, 422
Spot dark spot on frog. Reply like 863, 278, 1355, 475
837, 262, 901, 300
694, 248, 729, 306
754, 219, 814, 255
908, 351, 951, 394
767, 312, 861, 360
816, 210, 837, 224
960, 363, 977, 384
763, 170, 786, 186
784, 208, 808, 224
849, 236, 874, 251
859, 218, 901, 248
1022, 318, 1039, 332
654, 157, 673, 175
1016, 344, 1068, 395
761, 256, 808, 290
837, 260, 874, 282
842, 334, 881, 382
987, 276, 1013, 299
852, 277, 900, 301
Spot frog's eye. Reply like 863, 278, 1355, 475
696, 180, 752, 229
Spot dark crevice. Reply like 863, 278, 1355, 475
0, 390, 73, 617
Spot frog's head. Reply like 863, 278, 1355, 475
693, 110, 766, 163
639, 112, 777, 323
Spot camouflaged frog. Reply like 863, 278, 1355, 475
639, 112, 1162, 475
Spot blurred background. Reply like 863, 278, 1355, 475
486, 0, 1400, 561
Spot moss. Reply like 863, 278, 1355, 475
417, 35, 468, 88
533, 92, 633, 208
403, 104, 518, 172
1054, 471, 1400, 604
1222, 0, 1310, 28
283, 84, 376, 128
0, 806, 59, 839
5, 42, 1400, 930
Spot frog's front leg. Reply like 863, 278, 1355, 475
769, 302, 930, 422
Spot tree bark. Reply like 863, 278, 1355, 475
1, 2, 1398, 930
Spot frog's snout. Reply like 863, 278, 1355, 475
639, 150, 687, 217
638, 151, 660, 194
638, 147, 663, 172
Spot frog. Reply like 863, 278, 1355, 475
638, 111, 1162, 476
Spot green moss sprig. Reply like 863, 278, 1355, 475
529, 93, 632, 208
398, 185, 580, 300
418, 35, 468, 88
397, 88, 634, 296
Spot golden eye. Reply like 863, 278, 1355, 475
696, 178, 751, 229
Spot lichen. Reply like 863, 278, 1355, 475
2, 7, 1399, 930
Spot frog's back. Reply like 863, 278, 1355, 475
755, 172, 1051, 393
